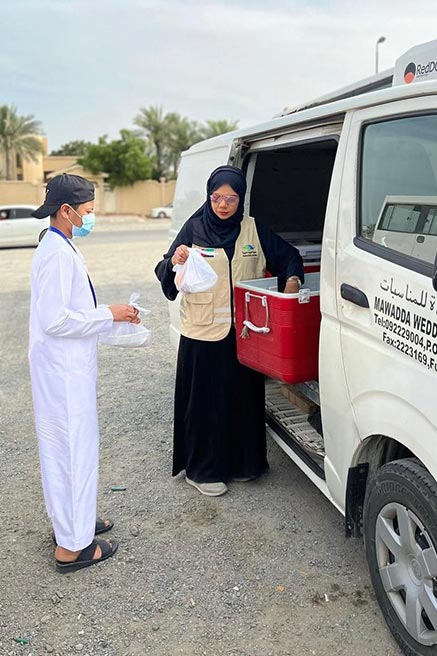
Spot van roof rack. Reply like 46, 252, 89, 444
278, 68, 394, 117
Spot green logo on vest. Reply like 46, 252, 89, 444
242, 244, 257, 256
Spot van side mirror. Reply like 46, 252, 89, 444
433, 251, 437, 291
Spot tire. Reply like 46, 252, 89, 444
158, 211, 166, 218
364, 459, 437, 655
38, 228, 48, 242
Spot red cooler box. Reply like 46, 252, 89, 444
234, 273, 320, 384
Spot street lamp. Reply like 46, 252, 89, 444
375, 36, 386, 74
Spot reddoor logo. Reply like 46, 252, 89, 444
403, 58, 437, 83
404, 62, 416, 83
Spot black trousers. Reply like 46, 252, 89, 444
173, 327, 268, 483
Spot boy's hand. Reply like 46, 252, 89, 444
109, 304, 140, 323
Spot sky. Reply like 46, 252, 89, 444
3, 0, 437, 151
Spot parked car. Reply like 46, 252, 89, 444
0, 205, 49, 248
149, 203, 173, 218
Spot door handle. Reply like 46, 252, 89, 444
340, 283, 369, 308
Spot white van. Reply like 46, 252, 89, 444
167, 40, 437, 656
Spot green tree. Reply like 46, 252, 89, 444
50, 140, 92, 156
0, 105, 43, 180
200, 119, 239, 140
79, 130, 153, 188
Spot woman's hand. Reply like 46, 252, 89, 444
284, 278, 301, 294
171, 245, 189, 266
109, 304, 140, 323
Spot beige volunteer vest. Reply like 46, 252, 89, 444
180, 216, 266, 341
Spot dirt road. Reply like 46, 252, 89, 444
0, 216, 402, 656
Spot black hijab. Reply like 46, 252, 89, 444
191, 165, 247, 249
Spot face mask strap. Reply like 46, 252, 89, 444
66, 205, 95, 227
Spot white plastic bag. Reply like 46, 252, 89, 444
128, 291, 151, 317
173, 248, 218, 293
99, 293, 152, 348
99, 321, 152, 348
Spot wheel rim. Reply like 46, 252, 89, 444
376, 502, 437, 646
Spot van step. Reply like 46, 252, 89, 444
294, 380, 320, 406
265, 381, 325, 464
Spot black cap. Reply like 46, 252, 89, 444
32, 173, 95, 219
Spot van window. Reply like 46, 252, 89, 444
360, 114, 437, 264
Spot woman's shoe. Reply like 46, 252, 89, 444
185, 477, 228, 497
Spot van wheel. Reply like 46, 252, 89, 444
38, 228, 48, 242
158, 211, 166, 218
364, 459, 437, 655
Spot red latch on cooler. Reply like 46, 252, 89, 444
240, 291, 271, 339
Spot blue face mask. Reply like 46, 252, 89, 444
69, 207, 96, 238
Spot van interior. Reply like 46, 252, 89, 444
247, 139, 337, 259
241, 138, 339, 477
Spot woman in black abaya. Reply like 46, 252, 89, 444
155, 166, 303, 496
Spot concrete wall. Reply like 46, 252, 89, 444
1, 138, 176, 215
0, 178, 176, 215
111, 179, 176, 215
0, 181, 44, 205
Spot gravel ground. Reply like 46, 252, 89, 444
0, 216, 403, 656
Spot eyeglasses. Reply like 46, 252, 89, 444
210, 193, 239, 205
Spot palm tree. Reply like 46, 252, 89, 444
200, 119, 239, 140
134, 105, 168, 179
0, 105, 43, 180
165, 113, 201, 178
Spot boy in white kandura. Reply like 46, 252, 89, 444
29, 173, 139, 572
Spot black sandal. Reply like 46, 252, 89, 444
94, 517, 114, 535
52, 517, 113, 545
56, 537, 118, 573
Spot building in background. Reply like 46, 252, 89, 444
0, 140, 174, 215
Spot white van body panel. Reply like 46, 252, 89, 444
186, 79, 437, 157
243, 124, 343, 153
316, 112, 363, 511
335, 96, 437, 487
